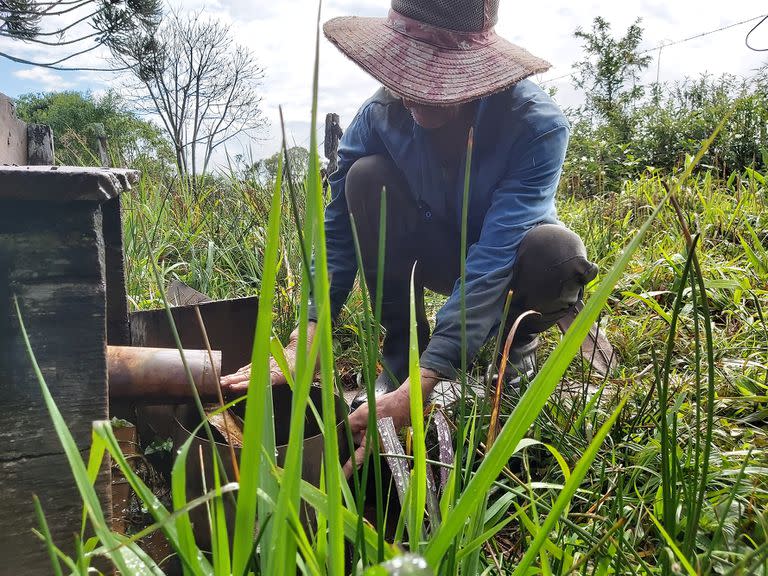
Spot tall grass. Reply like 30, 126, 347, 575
12, 6, 768, 575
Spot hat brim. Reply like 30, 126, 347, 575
323, 16, 551, 106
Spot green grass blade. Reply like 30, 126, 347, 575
211, 453, 232, 576
170, 414, 218, 576
455, 512, 517, 562
667, 195, 719, 559
298, 475, 398, 562
657, 233, 699, 542
510, 394, 631, 575
459, 493, 490, 575
708, 449, 752, 556
81, 427, 108, 537
425, 190, 669, 566
268, 299, 323, 575
95, 419, 213, 575
408, 264, 427, 550
304, 2, 345, 571
259, 381, 278, 574
648, 512, 698, 576
231, 137, 284, 575
92, 483, 238, 557
30, 529, 80, 574
350, 206, 387, 561
271, 126, 343, 570
32, 495, 64, 576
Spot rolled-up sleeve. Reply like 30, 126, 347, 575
420, 123, 569, 378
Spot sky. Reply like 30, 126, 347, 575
1, 1, 766, 166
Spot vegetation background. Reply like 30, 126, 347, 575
3, 3, 768, 574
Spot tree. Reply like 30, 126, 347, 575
114, 11, 266, 183
239, 146, 311, 188
572, 16, 652, 133
0, 0, 161, 70
15, 90, 172, 167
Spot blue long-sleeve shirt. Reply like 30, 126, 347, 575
321, 80, 569, 378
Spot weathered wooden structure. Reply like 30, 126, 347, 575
0, 92, 138, 574
0, 93, 54, 166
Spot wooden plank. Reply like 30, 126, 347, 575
0, 453, 111, 574
0, 166, 139, 203
0, 93, 27, 165
0, 202, 104, 281
103, 197, 130, 346
0, 201, 110, 574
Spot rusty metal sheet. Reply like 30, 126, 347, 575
129, 296, 258, 375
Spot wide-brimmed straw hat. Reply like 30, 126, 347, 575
323, 0, 551, 106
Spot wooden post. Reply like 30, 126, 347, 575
324, 112, 343, 175
0, 166, 138, 574
27, 124, 55, 165
0, 92, 54, 166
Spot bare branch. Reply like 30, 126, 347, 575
113, 10, 264, 182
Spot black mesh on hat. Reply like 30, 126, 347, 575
391, 0, 499, 32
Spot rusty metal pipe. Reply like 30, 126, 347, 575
108, 346, 222, 402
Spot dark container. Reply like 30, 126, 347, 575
174, 384, 350, 549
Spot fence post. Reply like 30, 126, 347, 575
27, 124, 54, 165
324, 112, 343, 175
0, 92, 54, 165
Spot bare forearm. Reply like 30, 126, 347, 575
290, 320, 317, 346
418, 367, 441, 396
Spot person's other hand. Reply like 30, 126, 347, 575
343, 367, 441, 477
220, 322, 316, 394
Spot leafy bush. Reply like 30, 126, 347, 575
562, 66, 768, 197
15, 90, 173, 169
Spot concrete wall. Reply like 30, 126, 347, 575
0, 92, 28, 165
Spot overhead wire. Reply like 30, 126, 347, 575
539, 13, 767, 86
745, 14, 768, 51
637, 14, 766, 55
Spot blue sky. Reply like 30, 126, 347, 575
1, 1, 766, 164
0, 61, 83, 96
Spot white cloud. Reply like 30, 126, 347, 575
9, 0, 764, 164
204, 0, 767, 160
13, 67, 76, 91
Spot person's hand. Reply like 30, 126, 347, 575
343, 367, 441, 477
220, 322, 316, 394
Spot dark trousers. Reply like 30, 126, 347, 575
345, 155, 597, 385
